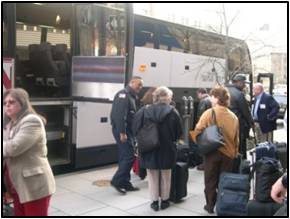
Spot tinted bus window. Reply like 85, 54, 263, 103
77, 4, 126, 57
14, 3, 72, 97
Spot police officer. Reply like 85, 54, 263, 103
227, 73, 254, 159
110, 76, 143, 194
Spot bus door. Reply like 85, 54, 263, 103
257, 73, 274, 95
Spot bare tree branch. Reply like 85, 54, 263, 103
228, 10, 240, 28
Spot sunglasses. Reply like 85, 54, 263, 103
3, 100, 16, 106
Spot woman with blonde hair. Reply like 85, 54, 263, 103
3, 88, 55, 216
190, 86, 239, 214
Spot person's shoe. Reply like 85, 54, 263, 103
111, 182, 126, 194
203, 205, 214, 214
150, 201, 159, 211
160, 200, 170, 210
125, 185, 140, 192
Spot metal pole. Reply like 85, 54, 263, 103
6, 3, 16, 58
182, 96, 190, 145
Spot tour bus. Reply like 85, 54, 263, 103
3, 3, 253, 172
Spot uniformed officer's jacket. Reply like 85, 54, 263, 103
110, 86, 138, 134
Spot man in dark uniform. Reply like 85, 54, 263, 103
227, 73, 254, 159
110, 76, 143, 194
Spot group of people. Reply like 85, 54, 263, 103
2, 73, 285, 216
109, 74, 284, 214
110, 77, 183, 211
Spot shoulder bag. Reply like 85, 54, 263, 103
196, 109, 225, 155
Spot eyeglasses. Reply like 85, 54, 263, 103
3, 100, 16, 106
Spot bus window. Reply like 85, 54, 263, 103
15, 3, 72, 97
16, 23, 41, 60
97, 4, 126, 56
76, 4, 94, 56
77, 4, 127, 57
47, 28, 71, 49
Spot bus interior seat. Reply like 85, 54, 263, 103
54, 44, 70, 72
28, 44, 45, 86
15, 54, 32, 86
27, 42, 69, 96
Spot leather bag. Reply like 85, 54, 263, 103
196, 109, 225, 155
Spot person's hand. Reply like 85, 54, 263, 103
271, 176, 287, 204
120, 133, 127, 143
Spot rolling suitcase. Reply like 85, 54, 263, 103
169, 162, 188, 203
216, 173, 250, 216
247, 199, 282, 216
275, 142, 287, 171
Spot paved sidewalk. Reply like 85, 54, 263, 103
49, 166, 215, 216
48, 127, 286, 216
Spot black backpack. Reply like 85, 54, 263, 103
136, 119, 160, 154
254, 157, 283, 202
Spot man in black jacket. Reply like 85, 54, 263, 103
227, 74, 254, 159
110, 76, 143, 194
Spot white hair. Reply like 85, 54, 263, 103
253, 83, 264, 91
152, 86, 173, 104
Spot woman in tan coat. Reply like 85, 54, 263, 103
3, 88, 56, 216
190, 86, 239, 214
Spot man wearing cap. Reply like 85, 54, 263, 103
227, 73, 254, 159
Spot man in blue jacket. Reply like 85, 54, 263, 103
110, 76, 143, 194
252, 83, 280, 143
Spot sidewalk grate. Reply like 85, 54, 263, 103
92, 179, 111, 187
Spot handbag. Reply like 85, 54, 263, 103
136, 107, 160, 154
196, 109, 225, 155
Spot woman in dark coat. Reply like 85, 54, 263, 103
133, 86, 182, 211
